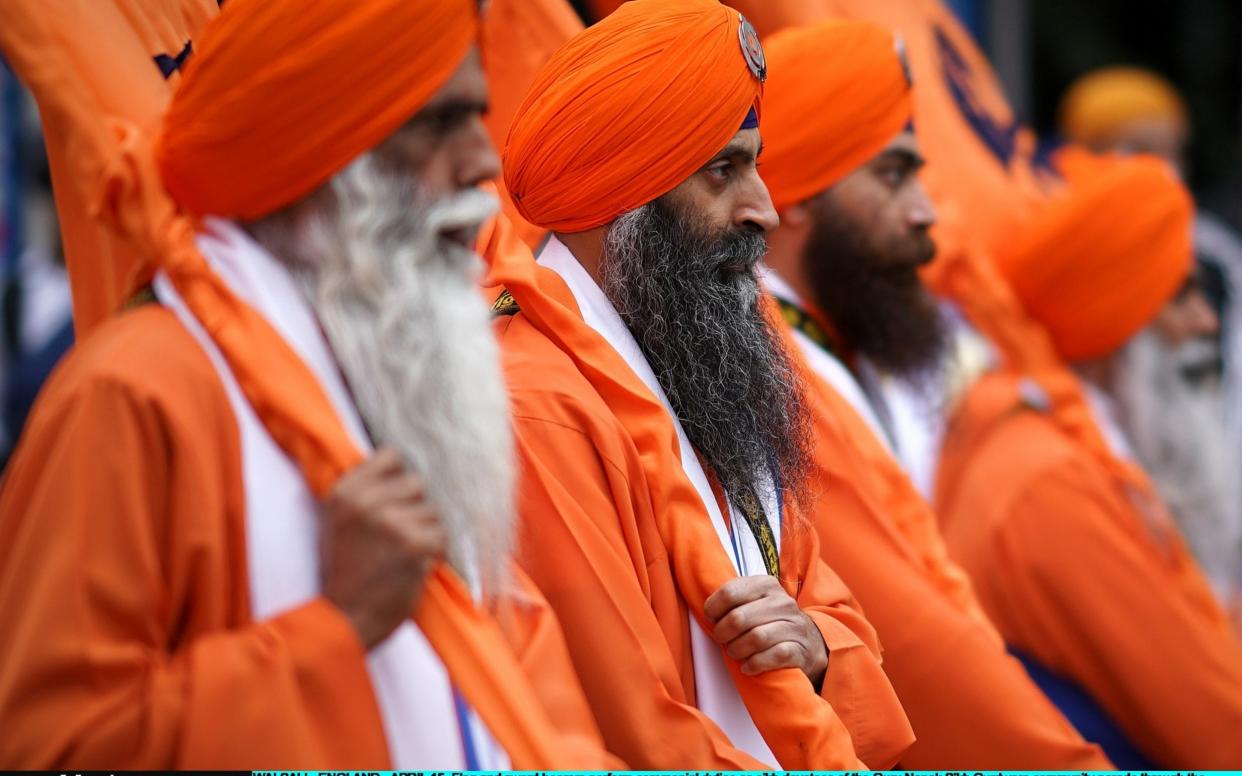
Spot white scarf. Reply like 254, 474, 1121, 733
539, 236, 779, 766
153, 218, 508, 769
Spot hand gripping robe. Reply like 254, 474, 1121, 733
750, 22, 1111, 769
0, 0, 612, 768
936, 158, 1242, 768
494, 0, 913, 768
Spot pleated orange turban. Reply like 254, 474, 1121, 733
157, 0, 478, 220
503, 0, 765, 233
760, 20, 913, 212
997, 155, 1193, 362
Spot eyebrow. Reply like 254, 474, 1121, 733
707, 140, 765, 166
408, 98, 490, 127
877, 148, 926, 168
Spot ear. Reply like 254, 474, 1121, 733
782, 200, 811, 229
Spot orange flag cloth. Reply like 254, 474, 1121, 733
5, 0, 582, 768
0, 0, 218, 335
996, 155, 1193, 362
760, 20, 913, 212
480, 0, 583, 251
504, 0, 763, 233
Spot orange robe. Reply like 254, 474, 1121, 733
936, 369, 1242, 768
494, 279, 913, 769
771, 301, 1111, 769
0, 305, 616, 770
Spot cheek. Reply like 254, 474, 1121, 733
1151, 304, 1190, 345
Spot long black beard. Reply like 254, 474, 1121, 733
602, 198, 813, 511
804, 197, 947, 384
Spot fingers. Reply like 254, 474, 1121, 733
740, 641, 805, 676
358, 446, 405, 476
368, 470, 427, 505
710, 587, 800, 644
331, 449, 427, 512
704, 574, 781, 623
723, 620, 791, 662
380, 503, 447, 556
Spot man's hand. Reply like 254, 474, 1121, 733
320, 447, 446, 650
704, 575, 829, 691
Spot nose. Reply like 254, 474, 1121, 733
736, 170, 780, 234
906, 181, 937, 230
1185, 288, 1221, 338
456, 115, 501, 190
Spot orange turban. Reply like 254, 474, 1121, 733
503, 0, 765, 233
157, 0, 478, 220
760, 20, 913, 212
1059, 66, 1188, 148
997, 155, 1193, 362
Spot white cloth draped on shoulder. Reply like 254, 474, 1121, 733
153, 217, 508, 770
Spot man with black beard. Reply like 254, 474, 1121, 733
0, 0, 614, 768
751, 21, 1113, 769
764, 128, 944, 451
490, 0, 912, 770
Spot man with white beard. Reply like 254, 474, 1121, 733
1112, 279, 1242, 618
0, 0, 613, 769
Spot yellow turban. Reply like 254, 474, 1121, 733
1059, 66, 1188, 148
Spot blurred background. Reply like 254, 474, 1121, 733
6, 0, 1242, 460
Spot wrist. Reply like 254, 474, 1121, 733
804, 617, 829, 692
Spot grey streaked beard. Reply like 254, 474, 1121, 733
1114, 328, 1242, 598
248, 152, 516, 598
601, 197, 813, 514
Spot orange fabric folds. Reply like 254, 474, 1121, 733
157, 0, 476, 220
997, 156, 1193, 361
760, 20, 913, 211
0, 0, 218, 334
503, 0, 764, 232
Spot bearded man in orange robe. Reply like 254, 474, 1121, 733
936, 156, 1242, 768
0, 0, 615, 769
489, 0, 913, 769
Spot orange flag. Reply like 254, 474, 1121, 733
0, 0, 216, 335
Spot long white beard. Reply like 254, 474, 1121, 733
1115, 328, 1242, 599
293, 154, 515, 596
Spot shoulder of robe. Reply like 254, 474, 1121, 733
34, 304, 233, 429
492, 310, 635, 454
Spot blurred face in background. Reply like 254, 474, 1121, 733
800, 131, 947, 381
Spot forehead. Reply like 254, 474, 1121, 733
422, 46, 487, 109
881, 129, 920, 157
713, 127, 762, 158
